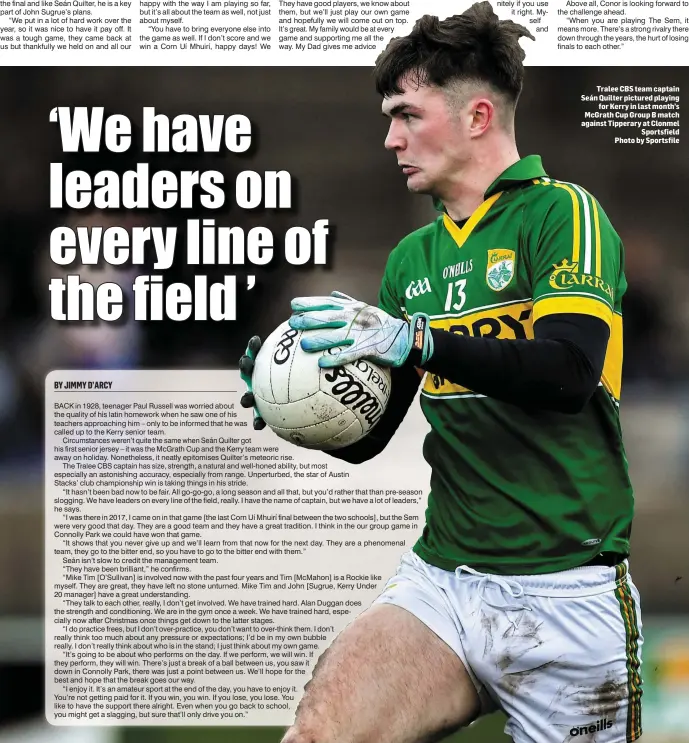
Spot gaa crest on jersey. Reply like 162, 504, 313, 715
486, 249, 516, 292
405, 277, 432, 300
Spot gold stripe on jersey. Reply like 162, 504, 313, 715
443, 191, 503, 249
536, 179, 602, 277
551, 182, 581, 265
533, 295, 613, 327
601, 312, 623, 401
422, 301, 533, 397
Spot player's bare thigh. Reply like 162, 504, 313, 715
281, 603, 481, 743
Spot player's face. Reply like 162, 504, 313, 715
382, 78, 471, 196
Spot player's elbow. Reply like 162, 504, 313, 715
547, 379, 599, 414
325, 438, 388, 464
326, 445, 385, 464
545, 343, 603, 414
327, 450, 377, 464
550, 394, 589, 415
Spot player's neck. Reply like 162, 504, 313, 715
440, 144, 521, 222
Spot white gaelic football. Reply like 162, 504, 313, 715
252, 320, 392, 450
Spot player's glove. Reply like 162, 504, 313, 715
288, 290, 434, 369
238, 336, 266, 430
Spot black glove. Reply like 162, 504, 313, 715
238, 336, 266, 430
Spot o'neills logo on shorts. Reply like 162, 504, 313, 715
570, 718, 613, 736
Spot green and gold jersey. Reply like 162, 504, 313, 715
379, 155, 633, 575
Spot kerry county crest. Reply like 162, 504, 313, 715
486, 249, 516, 291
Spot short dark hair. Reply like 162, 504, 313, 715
374, 2, 534, 103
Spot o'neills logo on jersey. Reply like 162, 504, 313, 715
442, 259, 473, 279
486, 249, 515, 291
548, 259, 614, 300
405, 277, 432, 300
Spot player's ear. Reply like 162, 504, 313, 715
468, 98, 494, 138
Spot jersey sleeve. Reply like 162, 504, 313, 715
377, 244, 407, 320
525, 183, 622, 329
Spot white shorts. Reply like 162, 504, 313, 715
374, 550, 643, 743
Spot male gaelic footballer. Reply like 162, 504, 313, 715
240, 3, 642, 741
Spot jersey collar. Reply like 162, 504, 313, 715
484, 154, 547, 198
432, 154, 547, 212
